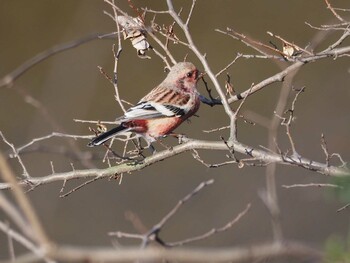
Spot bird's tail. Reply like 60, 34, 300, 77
87, 125, 128, 147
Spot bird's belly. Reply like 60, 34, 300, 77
146, 117, 183, 138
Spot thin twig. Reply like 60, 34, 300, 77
110, 1, 127, 113
191, 149, 237, 168
217, 28, 287, 59
104, 0, 129, 16
203, 126, 229, 133
321, 133, 331, 167
0, 132, 30, 178
215, 53, 243, 77
0, 33, 105, 88
282, 183, 341, 189
320, 29, 350, 54
277, 87, 305, 158
166, 203, 251, 247
16, 132, 93, 153
0, 221, 55, 263
0, 192, 33, 241
216, 42, 350, 104
185, 0, 197, 26
147, 30, 177, 65
0, 151, 51, 247
153, 179, 214, 231
74, 119, 117, 124
6, 221, 15, 261
337, 203, 350, 212
124, 210, 148, 234
13, 87, 96, 170
59, 176, 104, 198
325, 0, 345, 22
109, 179, 215, 248
333, 7, 350, 12
267, 31, 313, 55
231, 83, 254, 141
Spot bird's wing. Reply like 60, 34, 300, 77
121, 101, 186, 121
119, 86, 191, 121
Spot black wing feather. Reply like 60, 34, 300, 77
163, 105, 186, 116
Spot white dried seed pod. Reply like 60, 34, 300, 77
116, 15, 150, 58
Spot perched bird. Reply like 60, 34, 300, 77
87, 62, 201, 147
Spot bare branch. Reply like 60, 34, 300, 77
155, 179, 214, 229
0, 33, 105, 88
218, 41, 350, 104
104, 0, 129, 16
41, 241, 322, 263
203, 126, 229, 133
12, 87, 96, 170
282, 183, 341, 189
73, 119, 117, 125
0, 151, 51, 248
185, 0, 197, 26
147, 30, 177, 65
166, 203, 251, 247
0, 132, 30, 178
324, 0, 345, 22
6, 221, 15, 262
59, 176, 104, 198
191, 149, 236, 168
276, 87, 305, 158
337, 203, 350, 212
231, 83, 254, 141
0, 221, 54, 263
215, 53, 242, 77
0, 192, 33, 241
16, 132, 93, 153
333, 7, 350, 12
267, 31, 313, 56
109, 179, 215, 248
110, 2, 126, 113
0, 138, 348, 190
166, 0, 236, 136
320, 29, 350, 53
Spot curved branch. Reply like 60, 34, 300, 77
0, 138, 348, 190
0, 33, 109, 88
227, 45, 350, 103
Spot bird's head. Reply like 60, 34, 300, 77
165, 62, 200, 91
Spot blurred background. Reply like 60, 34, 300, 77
1, 0, 350, 260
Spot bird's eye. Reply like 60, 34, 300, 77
186, 71, 193, 78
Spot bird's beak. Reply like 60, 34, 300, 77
196, 71, 205, 81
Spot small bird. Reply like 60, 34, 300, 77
87, 62, 201, 147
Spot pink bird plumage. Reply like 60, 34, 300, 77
88, 62, 200, 147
